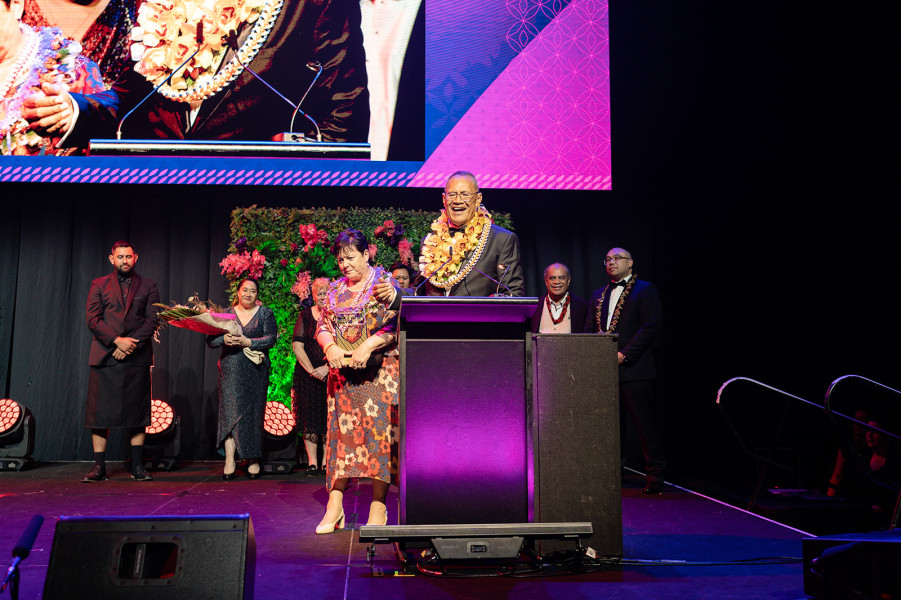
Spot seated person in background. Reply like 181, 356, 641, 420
532, 262, 590, 334
1, 0, 104, 155
21, 0, 369, 144
865, 418, 901, 526
827, 409, 870, 497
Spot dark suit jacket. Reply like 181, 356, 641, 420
531, 293, 590, 333
417, 225, 525, 297
86, 272, 160, 367
585, 279, 661, 382
68, 0, 369, 143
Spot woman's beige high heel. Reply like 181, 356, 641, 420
315, 510, 345, 535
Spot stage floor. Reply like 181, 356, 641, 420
1, 462, 808, 599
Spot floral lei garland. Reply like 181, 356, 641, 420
1, 27, 82, 155
594, 276, 638, 333
323, 266, 380, 350
419, 205, 493, 289
131, 0, 282, 103
547, 294, 571, 325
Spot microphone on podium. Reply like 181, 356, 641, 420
225, 32, 322, 142
471, 265, 513, 296
117, 22, 205, 140
414, 248, 454, 295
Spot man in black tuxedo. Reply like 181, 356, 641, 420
23, 0, 369, 144
415, 171, 524, 297
532, 263, 589, 333
585, 247, 665, 494
82, 241, 160, 482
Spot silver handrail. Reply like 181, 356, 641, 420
825, 374, 901, 441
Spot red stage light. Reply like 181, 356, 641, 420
0, 399, 22, 435
263, 401, 296, 437
146, 399, 175, 436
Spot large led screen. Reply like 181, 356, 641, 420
0, 0, 609, 189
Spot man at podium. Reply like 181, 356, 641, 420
414, 171, 524, 297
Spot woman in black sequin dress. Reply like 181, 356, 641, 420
207, 278, 277, 479
292, 277, 330, 471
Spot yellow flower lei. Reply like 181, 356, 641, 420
133, 0, 283, 103
420, 205, 493, 289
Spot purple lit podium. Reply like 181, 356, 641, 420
398, 297, 538, 525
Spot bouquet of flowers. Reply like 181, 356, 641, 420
154, 295, 240, 337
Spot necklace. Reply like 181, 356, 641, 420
547, 294, 570, 325
594, 276, 637, 333
420, 205, 493, 289
327, 267, 378, 349
0, 26, 38, 100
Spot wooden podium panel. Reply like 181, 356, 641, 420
532, 334, 622, 557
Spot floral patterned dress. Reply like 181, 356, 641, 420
1, 27, 104, 156
317, 266, 399, 492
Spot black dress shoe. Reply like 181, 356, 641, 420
131, 465, 153, 481
246, 469, 262, 480
222, 471, 237, 481
82, 464, 107, 482
642, 482, 663, 495
306, 464, 319, 473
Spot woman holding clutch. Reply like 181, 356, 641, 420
314, 229, 401, 534
208, 277, 277, 480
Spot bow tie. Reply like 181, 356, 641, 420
448, 226, 464, 235
609, 280, 627, 288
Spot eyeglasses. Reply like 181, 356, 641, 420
604, 255, 630, 265
443, 191, 480, 201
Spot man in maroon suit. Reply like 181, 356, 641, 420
82, 241, 159, 482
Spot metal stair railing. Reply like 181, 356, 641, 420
716, 377, 826, 511
825, 375, 901, 530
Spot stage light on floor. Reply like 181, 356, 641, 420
360, 522, 594, 568
143, 399, 180, 471
262, 400, 298, 473
0, 398, 35, 471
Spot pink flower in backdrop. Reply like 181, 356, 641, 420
291, 271, 312, 301
220, 249, 266, 279
368, 244, 378, 259
299, 223, 330, 252
398, 238, 413, 265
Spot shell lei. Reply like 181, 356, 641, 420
421, 206, 494, 290
142, 0, 284, 103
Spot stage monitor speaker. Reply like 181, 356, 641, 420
532, 334, 622, 558
43, 514, 255, 600
802, 530, 901, 599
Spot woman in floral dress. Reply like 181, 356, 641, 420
314, 229, 401, 534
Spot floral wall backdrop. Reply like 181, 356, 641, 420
219, 206, 514, 412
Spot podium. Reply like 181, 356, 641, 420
398, 297, 538, 525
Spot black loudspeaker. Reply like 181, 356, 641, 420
802, 530, 901, 599
532, 334, 622, 558
43, 514, 255, 600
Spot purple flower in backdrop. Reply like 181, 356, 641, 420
235, 236, 248, 251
